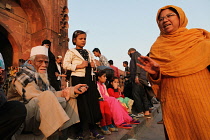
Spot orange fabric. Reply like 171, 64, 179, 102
161, 69, 210, 140
148, 5, 210, 140
150, 5, 210, 77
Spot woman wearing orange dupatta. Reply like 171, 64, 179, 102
137, 5, 210, 140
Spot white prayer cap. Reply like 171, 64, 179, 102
30, 46, 48, 57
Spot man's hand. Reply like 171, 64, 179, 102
61, 84, 88, 101
74, 84, 88, 94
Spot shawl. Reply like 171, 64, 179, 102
150, 5, 210, 77
16, 65, 36, 87
16, 65, 49, 91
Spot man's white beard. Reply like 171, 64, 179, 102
38, 73, 50, 86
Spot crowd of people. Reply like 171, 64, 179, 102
0, 4, 210, 140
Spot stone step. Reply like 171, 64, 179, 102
104, 104, 161, 140
16, 104, 161, 140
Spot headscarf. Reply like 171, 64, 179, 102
150, 5, 210, 77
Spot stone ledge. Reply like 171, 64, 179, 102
15, 104, 161, 140
104, 104, 161, 140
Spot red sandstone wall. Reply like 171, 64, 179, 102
0, 0, 69, 66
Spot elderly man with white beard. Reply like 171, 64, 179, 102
7, 46, 88, 140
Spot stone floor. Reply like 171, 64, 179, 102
15, 103, 162, 140
68, 103, 162, 140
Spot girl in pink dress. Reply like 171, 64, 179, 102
96, 70, 140, 129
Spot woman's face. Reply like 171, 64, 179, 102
158, 9, 180, 34
73, 34, 86, 49
98, 74, 107, 83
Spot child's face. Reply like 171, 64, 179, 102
111, 79, 119, 86
73, 34, 86, 48
98, 74, 107, 83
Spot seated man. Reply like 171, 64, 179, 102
7, 46, 88, 139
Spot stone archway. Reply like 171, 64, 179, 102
0, 0, 46, 66
0, 0, 68, 67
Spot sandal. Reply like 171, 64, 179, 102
90, 131, 105, 139
130, 119, 140, 124
108, 127, 118, 132
116, 122, 132, 129
129, 114, 136, 117
136, 113, 145, 118
101, 129, 111, 135
107, 124, 118, 132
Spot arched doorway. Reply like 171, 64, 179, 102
0, 25, 13, 70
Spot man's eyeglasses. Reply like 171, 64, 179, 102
158, 13, 177, 22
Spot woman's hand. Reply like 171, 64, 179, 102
137, 56, 160, 80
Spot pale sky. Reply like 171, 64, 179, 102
68, 0, 210, 70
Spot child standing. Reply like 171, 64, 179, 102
63, 30, 104, 139
107, 77, 134, 116
96, 70, 140, 129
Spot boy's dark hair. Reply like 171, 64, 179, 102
108, 60, 113, 65
72, 30, 86, 45
41, 40, 51, 46
92, 48, 101, 54
123, 61, 128, 65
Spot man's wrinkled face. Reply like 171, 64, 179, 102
33, 55, 49, 74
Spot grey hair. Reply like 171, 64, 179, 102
128, 48, 136, 53
28, 55, 36, 61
